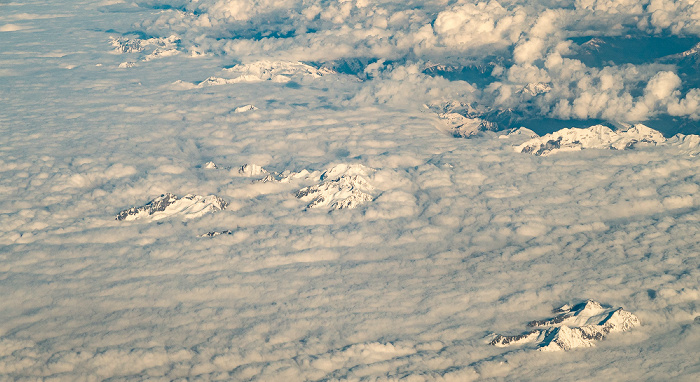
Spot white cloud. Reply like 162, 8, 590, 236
645, 71, 682, 100
668, 89, 700, 119
575, 0, 647, 14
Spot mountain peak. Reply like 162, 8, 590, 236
491, 300, 640, 352
116, 193, 227, 222
296, 164, 374, 210
516, 124, 665, 156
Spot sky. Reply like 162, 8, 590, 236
1, 0, 700, 380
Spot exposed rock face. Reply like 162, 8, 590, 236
295, 164, 374, 210
110, 37, 144, 53
516, 124, 665, 156
490, 331, 539, 347
491, 300, 640, 352
116, 193, 227, 221
198, 230, 232, 238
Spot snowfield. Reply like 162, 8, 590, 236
1, 0, 700, 380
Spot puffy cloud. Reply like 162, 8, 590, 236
645, 71, 682, 100
513, 38, 546, 64
645, 0, 700, 34
352, 63, 479, 106
189, 0, 299, 23
575, 0, 647, 14
667, 88, 700, 119
433, 1, 527, 48
119, 0, 700, 125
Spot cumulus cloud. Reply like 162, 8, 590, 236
432, 1, 526, 48
575, 0, 646, 14
120, 1, 698, 126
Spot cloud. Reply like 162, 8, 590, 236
433, 1, 526, 48
575, 0, 646, 14
3, 0, 700, 380
120, 0, 699, 125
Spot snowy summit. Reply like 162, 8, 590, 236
295, 164, 374, 210
116, 193, 228, 221
516, 124, 666, 156
491, 300, 640, 352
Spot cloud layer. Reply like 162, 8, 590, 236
1, 0, 699, 380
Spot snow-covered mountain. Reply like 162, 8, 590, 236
520, 82, 551, 96
116, 193, 228, 221
491, 300, 640, 352
516, 124, 666, 156
667, 133, 700, 156
224, 60, 335, 81
203, 161, 221, 170
189, 61, 336, 88
198, 230, 232, 238
431, 100, 528, 137
295, 164, 374, 210
238, 163, 269, 177
437, 112, 492, 138
499, 127, 539, 141
110, 35, 180, 62
254, 169, 316, 184
233, 104, 258, 113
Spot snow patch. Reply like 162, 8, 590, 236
143, 48, 179, 61
233, 104, 258, 113
499, 127, 539, 140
